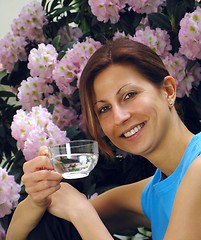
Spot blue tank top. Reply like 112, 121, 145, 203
141, 132, 201, 240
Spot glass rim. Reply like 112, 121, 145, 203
49, 139, 98, 149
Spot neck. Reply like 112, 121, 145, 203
144, 116, 194, 176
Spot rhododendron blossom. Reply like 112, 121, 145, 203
126, 0, 165, 14
11, 106, 69, 160
88, 0, 126, 23
0, 167, 21, 218
53, 37, 101, 94
28, 43, 58, 79
179, 6, 201, 60
58, 26, 83, 45
0, 33, 27, 73
17, 76, 54, 111
162, 53, 199, 97
48, 94, 78, 130
11, 0, 48, 42
132, 26, 172, 57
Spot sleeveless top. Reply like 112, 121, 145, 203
141, 132, 201, 240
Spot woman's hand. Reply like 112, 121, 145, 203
48, 182, 88, 221
21, 146, 63, 209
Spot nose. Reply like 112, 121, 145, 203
113, 105, 131, 125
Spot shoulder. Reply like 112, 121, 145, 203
165, 155, 201, 238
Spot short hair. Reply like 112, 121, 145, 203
79, 38, 169, 157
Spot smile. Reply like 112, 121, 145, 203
123, 122, 145, 138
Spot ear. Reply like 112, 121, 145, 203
162, 76, 177, 102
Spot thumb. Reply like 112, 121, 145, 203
38, 146, 49, 157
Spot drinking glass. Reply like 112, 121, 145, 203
49, 140, 99, 179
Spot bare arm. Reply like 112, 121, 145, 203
47, 178, 150, 239
6, 196, 46, 240
90, 177, 151, 234
164, 156, 201, 239
48, 182, 114, 240
6, 147, 62, 240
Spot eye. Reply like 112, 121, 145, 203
98, 105, 111, 115
124, 91, 137, 100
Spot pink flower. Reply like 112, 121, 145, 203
28, 43, 58, 79
126, 0, 165, 14
58, 26, 83, 45
179, 6, 201, 60
0, 33, 27, 73
132, 26, 172, 57
53, 37, 101, 94
11, 0, 48, 42
17, 76, 54, 111
162, 53, 198, 97
11, 106, 69, 160
0, 167, 21, 219
88, 0, 125, 24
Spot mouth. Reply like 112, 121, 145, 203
123, 122, 145, 138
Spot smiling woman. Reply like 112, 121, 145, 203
6, 38, 201, 240
79, 39, 170, 158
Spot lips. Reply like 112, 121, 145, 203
123, 122, 145, 138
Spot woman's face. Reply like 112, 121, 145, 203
93, 63, 172, 157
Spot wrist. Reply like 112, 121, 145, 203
26, 195, 49, 212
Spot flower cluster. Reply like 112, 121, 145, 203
132, 26, 172, 57
0, 0, 47, 73
126, 0, 165, 14
163, 53, 201, 97
28, 43, 58, 79
11, 0, 47, 42
179, 6, 201, 60
0, 33, 27, 73
58, 26, 83, 46
53, 37, 102, 92
16, 37, 101, 131
11, 105, 69, 161
0, 167, 21, 237
88, 0, 125, 24
88, 0, 165, 24
113, 20, 200, 97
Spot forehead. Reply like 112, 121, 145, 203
93, 64, 153, 99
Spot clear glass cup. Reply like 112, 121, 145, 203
49, 140, 99, 179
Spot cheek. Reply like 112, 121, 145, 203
98, 118, 113, 137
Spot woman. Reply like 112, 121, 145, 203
6, 38, 201, 240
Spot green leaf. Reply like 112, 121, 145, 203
166, 0, 176, 16
48, 104, 55, 114
0, 70, 7, 81
67, 125, 81, 140
0, 91, 16, 98
0, 124, 6, 138
52, 35, 61, 50
186, 60, 197, 72
50, 0, 61, 12
41, 0, 47, 8
148, 13, 172, 31
174, 3, 187, 25
184, 0, 196, 10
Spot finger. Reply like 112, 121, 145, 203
25, 179, 61, 194
23, 156, 54, 174
38, 146, 49, 157
22, 169, 62, 184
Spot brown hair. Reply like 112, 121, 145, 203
79, 38, 169, 157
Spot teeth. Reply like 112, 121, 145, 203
124, 123, 144, 138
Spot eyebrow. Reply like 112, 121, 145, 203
94, 83, 132, 105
